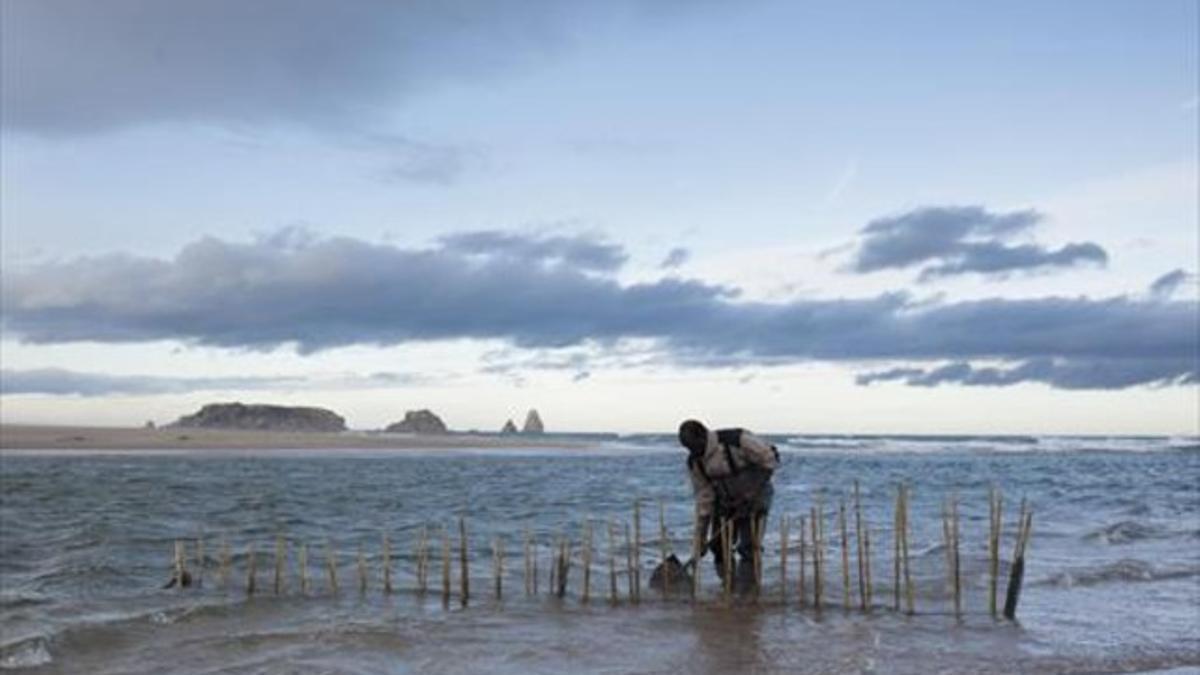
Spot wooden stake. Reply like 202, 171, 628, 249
721, 518, 733, 600
582, 521, 592, 603
902, 484, 914, 615
524, 527, 533, 596
531, 529, 539, 596
941, 498, 953, 609
459, 517, 469, 607
556, 536, 572, 598
863, 519, 873, 611
609, 520, 619, 604
356, 545, 367, 596
382, 533, 392, 595
274, 535, 286, 595
811, 504, 822, 611
326, 539, 338, 596
989, 487, 1003, 618
633, 500, 642, 601
441, 528, 451, 606
417, 525, 429, 595
779, 514, 789, 604
658, 501, 670, 599
952, 494, 961, 619
624, 522, 636, 603
195, 537, 205, 588
219, 537, 231, 590
839, 500, 850, 610
242, 542, 255, 596
854, 480, 866, 612
893, 485, 902, 612
493, 536, 503, 600
798, 514, 807, 607
172, 540, 187, 591
299, 542, 309, 594
1003, 501, 1033, 620
691, 516, 702, 601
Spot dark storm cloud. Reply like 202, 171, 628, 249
0, 0, 664, 136
2, 230, 1195, 390
856, 358, 1197, 390
439, 230, 628, 272
660, 247, 691, 269
849, 206, 1108, 280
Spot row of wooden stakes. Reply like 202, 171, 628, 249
167, 484, 1035, 619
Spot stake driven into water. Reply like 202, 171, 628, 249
247, 543, 257, 596
901, 484, 914, 615
608, 520, 619, 604
325, 539, 337, 596
441, 529, 451, 606
274, 535, 286, 595
854, 481, 866, 612
298, 542, 309, 595
459, 517, 469, 607
989, 487, 1003, 618
382, 533, 392, 595
219, 537, 231, 590
658, 500, 670, 599
632, 500, 642, 602
582, 522, 592, 604
779, 514, 789, 605
839, 500, 850, 610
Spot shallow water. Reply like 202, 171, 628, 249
1, 437, 1198, 673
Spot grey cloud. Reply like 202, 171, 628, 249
856, 358, 1197, 390
439, 230, 628, 272
660, 247, 690, 269
850, 206, 1108, 280
1, 231, 1195, 389
0, 1, 658, 136
1149, 269, 1194, 300
0, 368, 302, 396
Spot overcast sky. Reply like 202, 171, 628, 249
1, 0, 1196, 434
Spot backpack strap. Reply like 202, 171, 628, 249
716, 428, 743, 476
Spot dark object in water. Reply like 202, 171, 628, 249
163, 570, 192, 589
649, 554, 693, 593
1003, 557, 1023, 619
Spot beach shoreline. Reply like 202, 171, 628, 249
0, 424, 593, 451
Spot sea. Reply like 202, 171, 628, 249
1, 434, 1198, 673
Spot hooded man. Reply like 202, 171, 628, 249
678, 419, 780, 580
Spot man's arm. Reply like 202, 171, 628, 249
690, 463, 715, 557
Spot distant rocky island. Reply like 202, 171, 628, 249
172, 403, 346, 433
501, 409, 545, 434
384, 409, 448, 434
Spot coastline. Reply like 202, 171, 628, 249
0, 424, 593, 451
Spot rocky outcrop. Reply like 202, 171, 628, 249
172, 402, 346, 432
384, 409, 448, 434
501, 419, 518, 434
522, 409, 544, 434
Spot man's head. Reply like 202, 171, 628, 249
678, 419, 708, 454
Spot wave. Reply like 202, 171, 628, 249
1082, 520, 1196, 545
0, 635, 52, 670
1037, 559, 1200, 589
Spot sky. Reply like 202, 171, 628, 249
1, 0, 1197, 435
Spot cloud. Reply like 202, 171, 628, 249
660, 247, 690, 269
856, 358, 1197, 390
1149, 269, 1194, 300
0, 1, 668, 136
848, 206, 1108, 280
0, 368, 426, 396
1, 230, 1195, 389
439, 230, 628, 272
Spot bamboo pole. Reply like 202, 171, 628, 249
195, 537, 205, 588
582, 521, 592, 603
952, 493, 962, 619
779, 514, 789, 604
172, 540, 187, 590
274, 535, 286, 595
532, 529, 539, 596
893, 485, 902, 612
624, 522, 636, 603
658, 501, 670, 599
493, 536, 503, 600
418, 525, 429, 595
989, 487, 1003, 618
556, 536, 572, 598
441, 528, 451, 606
633, 500, 642, 601
902, 484, 914, 615
357, 545, 367, 596
839, 500, 850, 610
798, 514, 807, 607
811, 504, 822, 611
549, 535, 557, 596
854, 480, 866, 611
691, 517, 702, 601
459, 517, 469, 608
609, 520, 619, 604
244, 542, 257, 596
1003, 501, 1034, 620
382, 533, 392, 595
750, 515, 761, 601
721, 518, 733, 600
863, 519, 873, 611
941, 498, 953, 609
219, 537, 231, 590
299, 542, 309, 594
326, 539, 338, 596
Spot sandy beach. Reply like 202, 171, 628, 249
0, 424, 589, 451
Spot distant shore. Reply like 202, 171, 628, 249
0, 424, 593, 451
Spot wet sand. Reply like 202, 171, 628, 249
0, 424, 589, 451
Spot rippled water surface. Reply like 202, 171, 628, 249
2, 437, 1198, 673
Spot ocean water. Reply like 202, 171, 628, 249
1, 435, 1198, 673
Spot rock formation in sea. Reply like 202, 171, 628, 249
171, 402, 346, 432
384, 409, 449, 434
501, 419, 518, 434
522, 409, 545, 434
